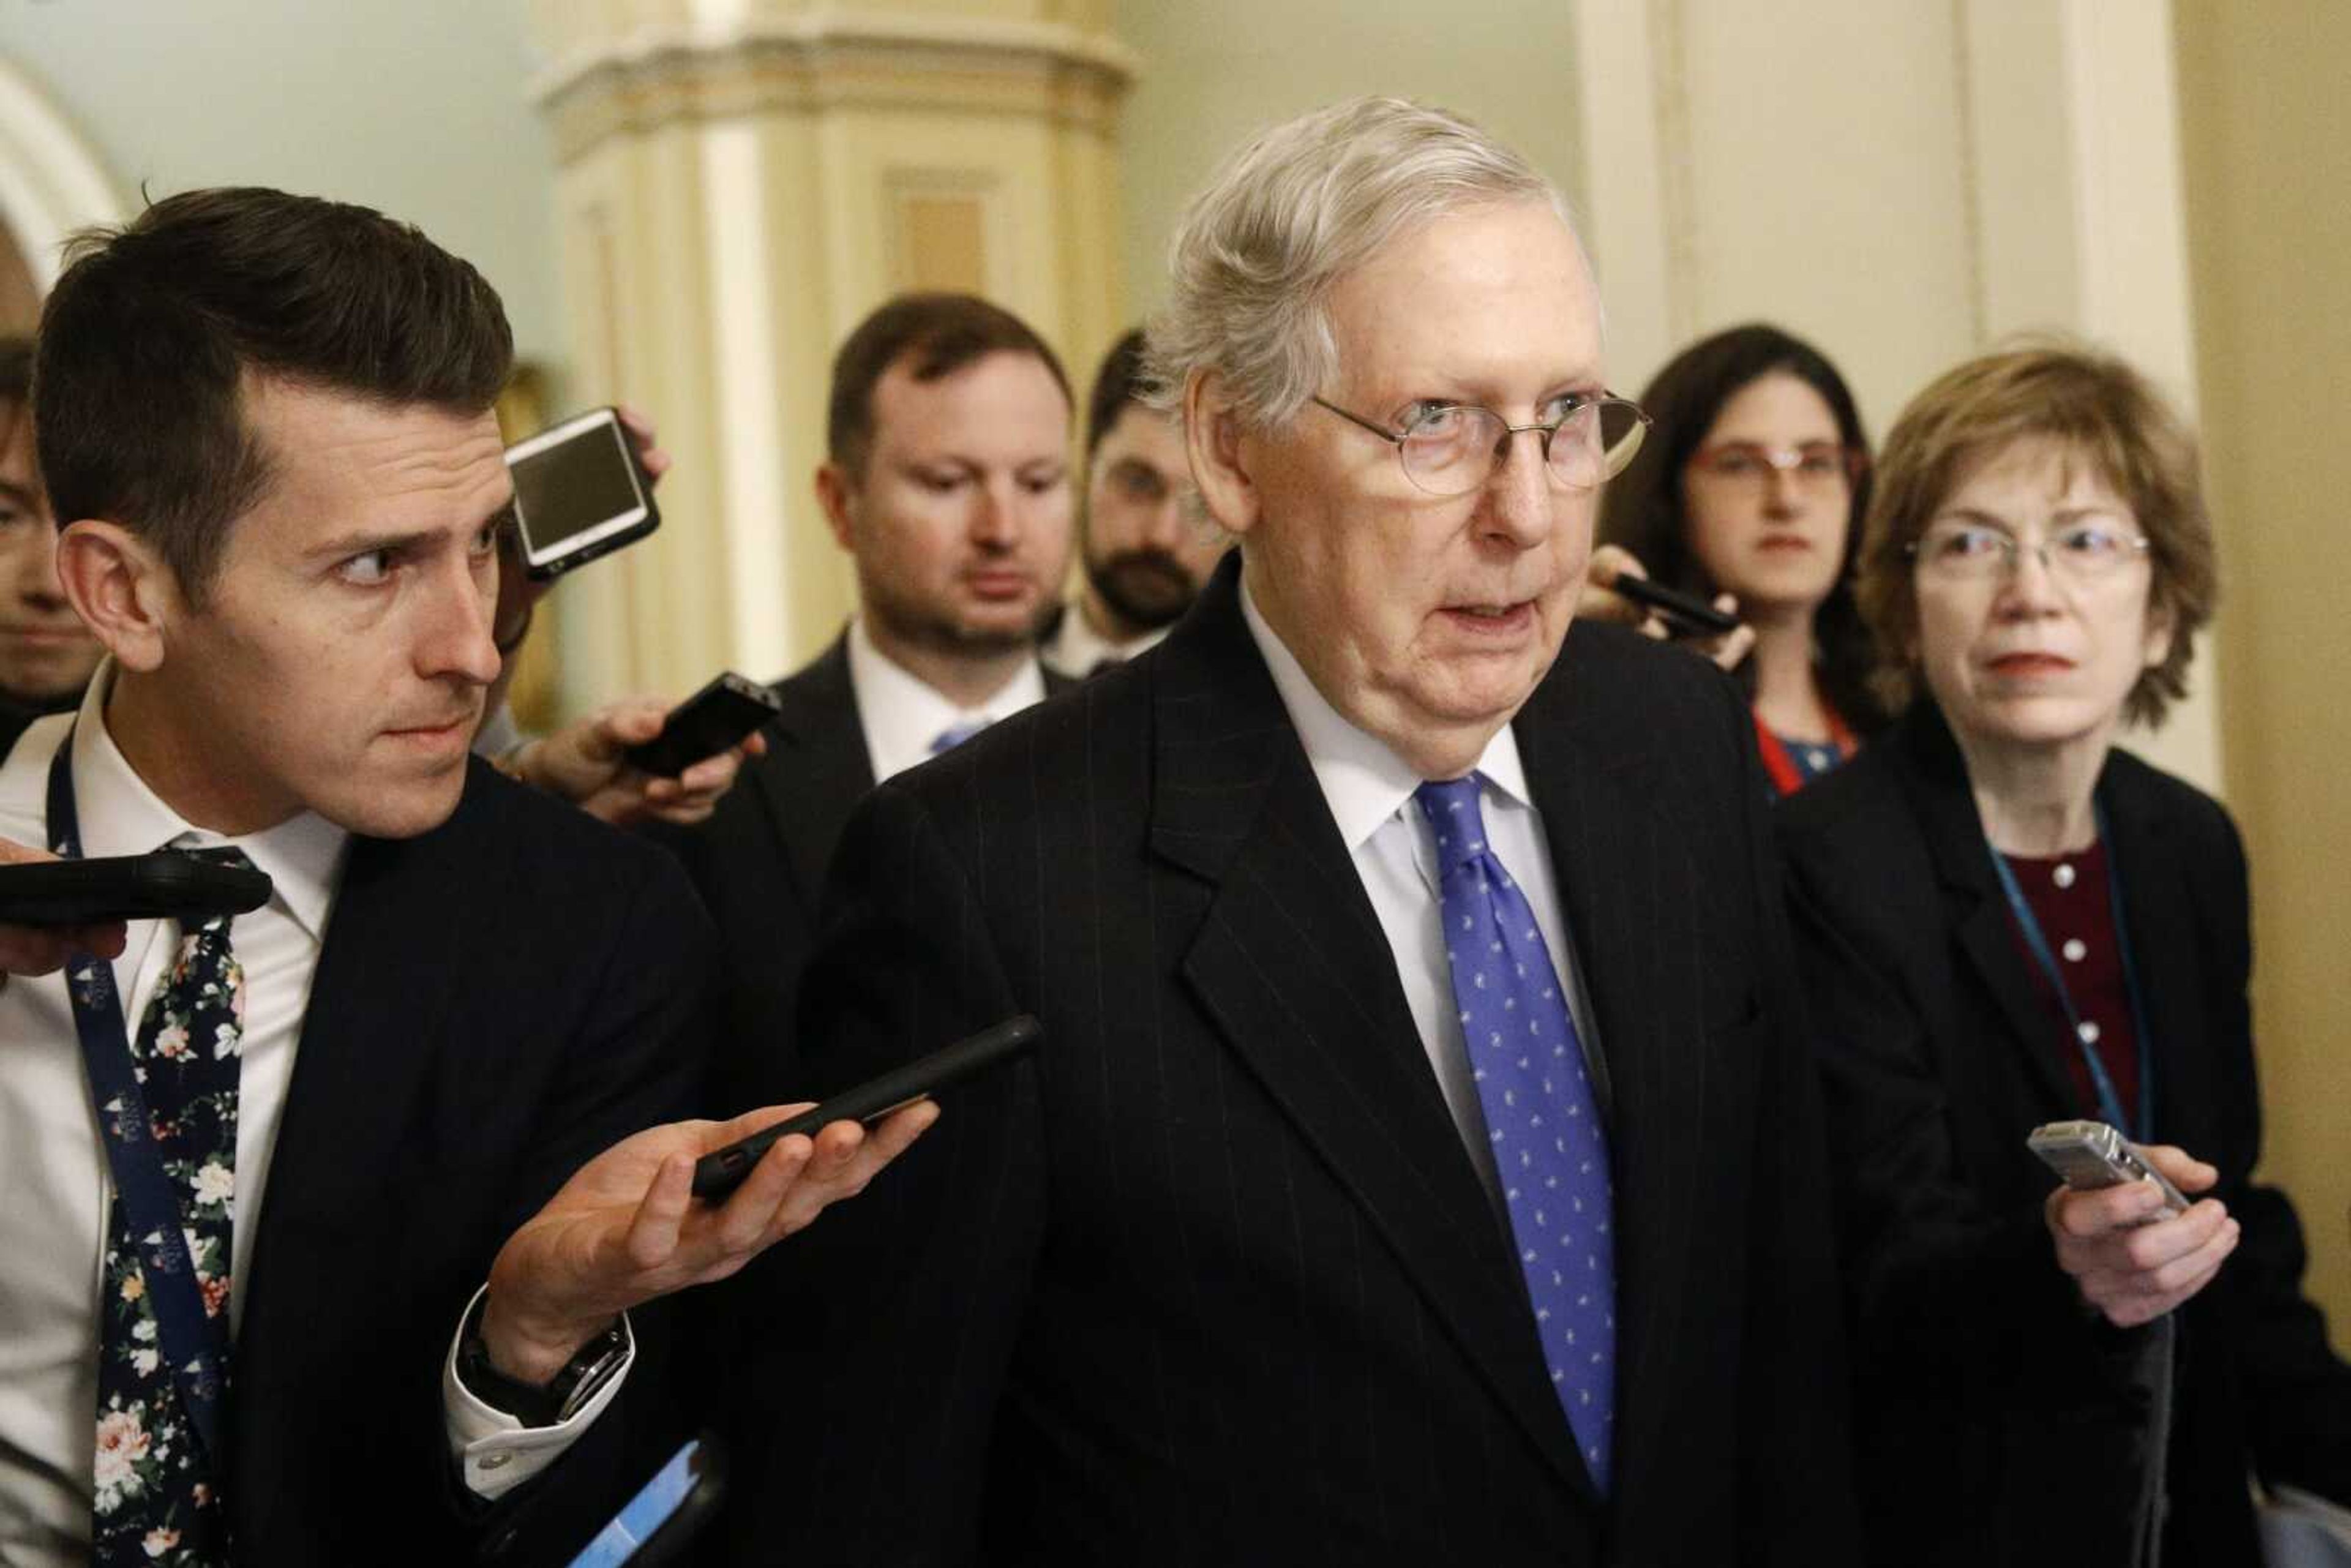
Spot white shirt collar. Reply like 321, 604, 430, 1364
845, 617, 1049, 785
65, 662, 349, 943
1237, 576, 1533, 851
1040, 599, 1168, 679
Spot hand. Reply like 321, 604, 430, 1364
0, 837, 126, 985
616, 405, 671, 487
1580, 545, 1756, 673
2045, 1145, 2238, 1327
507, 696, 767, 828
481, 1098, 939, 1382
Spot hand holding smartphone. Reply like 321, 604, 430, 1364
692, 1015, 1042, 1200
1609, 572, 1741, 637
623, 673, 782, 778
506, 407, 661, 581
2028, 1120, 2189, 1220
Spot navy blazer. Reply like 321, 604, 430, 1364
706, 558, 1862, 1565
229, 759, 714, 1566
1779, 702, 2351, 1564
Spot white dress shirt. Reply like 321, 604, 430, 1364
1039, 599, 1169, 680
1238, 583, 1607, 1206
847, 616, 1049, 784
0, 672, 618, 1566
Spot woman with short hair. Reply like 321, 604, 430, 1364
1778, 341, 2351, 1564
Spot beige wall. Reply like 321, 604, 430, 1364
1113, 0, 1584, 322
2176, 0, 2351, 1348
0, 0, 567, 370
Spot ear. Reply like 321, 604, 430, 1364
814, 462, 857, 552
54, 520, 177, 674
2142, 594, 2175, 672
1183, 373, 1263, 539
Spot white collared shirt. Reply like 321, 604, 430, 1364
1040, 599, 1169, 680
1238, 582, 1606, 1207
847, 616, 1049, 784
0, 670, 613, 1566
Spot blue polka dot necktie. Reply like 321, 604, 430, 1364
1415, 775, 1617, 1492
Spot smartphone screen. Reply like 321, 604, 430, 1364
507, 410, 656, 574
568, 1439, 710, 1567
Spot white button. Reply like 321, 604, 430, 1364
2078, 1020, 2101, 1045
2053, 863, 2077, 889
2063, 938, 2087, 962
479, 1452, 512, 1471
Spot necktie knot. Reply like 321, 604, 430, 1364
173, 844, 257, 937
1413, 775, 1490, 878
930, 718, 989, 756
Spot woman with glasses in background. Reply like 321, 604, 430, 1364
1599, 323, 1888, 793
1778, 342, 2351, 1565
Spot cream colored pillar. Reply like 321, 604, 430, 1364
525, 0, 1134, 711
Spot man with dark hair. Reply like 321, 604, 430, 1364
0, 338, 103, 741
1040, 328, 1229, 678
0, 187, 931, 1568
661, 290, 1074, 1092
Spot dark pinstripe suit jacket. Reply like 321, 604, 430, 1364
709, 559, 1861, 1564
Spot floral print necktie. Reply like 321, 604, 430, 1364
91, 853, 249, 1567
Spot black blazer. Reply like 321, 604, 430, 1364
660, 634, 1074, 1106
709, 560, 1861, 1564
1777, 702, 2351, 1565
229, 759, 714, 1566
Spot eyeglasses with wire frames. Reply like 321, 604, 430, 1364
1907, 518, 2154, 583
1685, 440, 1862, 495
1310, 392, 1650, 497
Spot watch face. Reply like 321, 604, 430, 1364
555, 1326, 632, 1424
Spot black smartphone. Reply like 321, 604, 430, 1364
566, 1435, 724, 1568
505, 407, 661, 581
623, 672, 782, 778
1610, 572, 1741, 636
0, 852, 274, 926
692, 1014, 1043, 1200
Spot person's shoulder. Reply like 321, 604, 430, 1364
444, 757, 707, 917
2102, 744, 2243, 869
878, 647, 1154, 825
1777, 733, 1907, 840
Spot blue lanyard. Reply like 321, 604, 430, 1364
45, 727, 231, 1463
1984, 797, 2154, 1139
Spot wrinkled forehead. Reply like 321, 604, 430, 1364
1325, 200, 1605, 397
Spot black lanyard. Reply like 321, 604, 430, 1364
45, 726, 231, 1463
1984, 797, 2154, 1139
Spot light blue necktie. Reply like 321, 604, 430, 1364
1416, 773, 1618, 1491
929, 718, 989, 756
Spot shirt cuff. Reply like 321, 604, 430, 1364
441, 1283, 634, 1500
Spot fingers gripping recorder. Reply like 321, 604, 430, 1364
2028, 1120, 2189, 1222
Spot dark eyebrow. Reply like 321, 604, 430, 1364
307, 527, 444, 563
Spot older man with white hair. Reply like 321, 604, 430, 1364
714, 99, 1861, 1564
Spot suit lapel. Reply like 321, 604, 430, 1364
2099, 758, 2205, 1141
236, 775, 488, 1402
1152, 564, 1588, 1495
753, 636, 876, 902
1510, 653, 1712, 1506
1894, 708, 2081, 1118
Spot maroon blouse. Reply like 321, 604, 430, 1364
1997, 839, 2142, 1125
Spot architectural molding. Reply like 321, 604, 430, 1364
530, 10, 1139, 162
0, 56, 124, 288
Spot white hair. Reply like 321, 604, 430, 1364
1145, 97, 1575, 431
